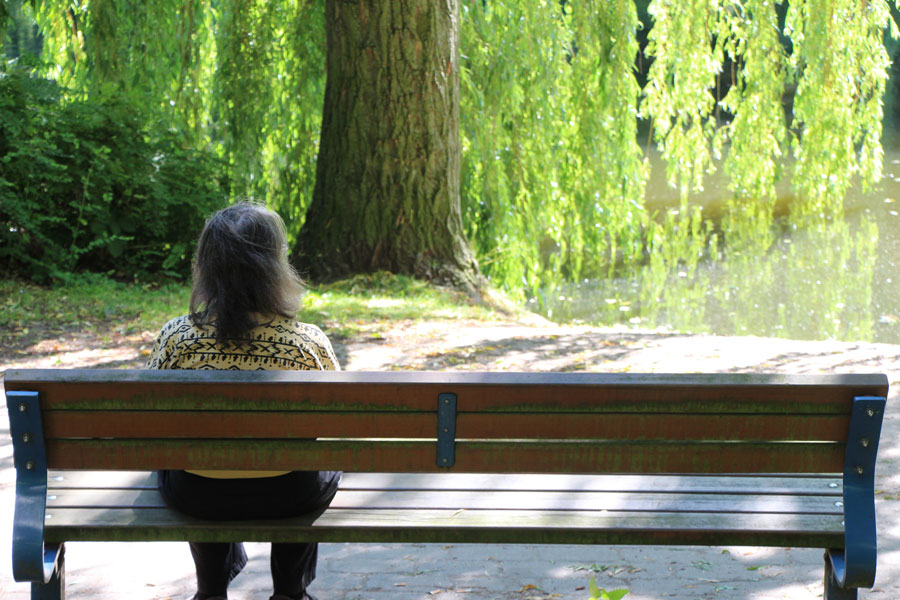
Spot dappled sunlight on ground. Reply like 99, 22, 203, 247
2, 331, 155, 371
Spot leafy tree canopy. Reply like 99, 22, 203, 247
2, 0, 897, 296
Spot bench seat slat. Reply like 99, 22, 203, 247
42, 507, 844, 547
46, 487, 845, 515
46, 439, 846, 473
43, 411, 852, 442
338, 473, 845, 495
46, 471, 845, 496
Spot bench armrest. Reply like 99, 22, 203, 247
829, 395, 886, 589
7, 391, 57, 583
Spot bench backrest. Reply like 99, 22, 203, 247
4, 369, 888, 475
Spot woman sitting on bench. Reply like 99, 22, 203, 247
147, 202, 341, 600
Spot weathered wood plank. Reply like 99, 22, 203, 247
6, 369, 887, 414
46, 471, 844, 496
44, 411, 435, 440
42, 507, 844, 547
43, 411, 851, 442
45, 439, 845, 473
46, 487, 844, 515
47, 471, 158, 489
336, 473, 844, 495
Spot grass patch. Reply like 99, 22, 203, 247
298, 272, 508, 338
1, 273, 190, 338
2, 271, 520, 353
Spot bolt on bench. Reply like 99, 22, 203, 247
4, 368, 888, 600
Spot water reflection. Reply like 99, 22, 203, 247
538, 150, 900, 344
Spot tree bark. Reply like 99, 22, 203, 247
292, 0, 481, 292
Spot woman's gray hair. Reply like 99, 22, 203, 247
190, 202, 303, 340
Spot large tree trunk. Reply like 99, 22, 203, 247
292, 0, 481, 292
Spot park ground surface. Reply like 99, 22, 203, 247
2, 312, 900, 600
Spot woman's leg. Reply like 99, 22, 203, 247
158, 469, 341, 598
189, 542, 249, 599
270, 542, 318, 599
159, 471, 252, 598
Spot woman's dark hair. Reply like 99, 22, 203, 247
190, 202, 303, 340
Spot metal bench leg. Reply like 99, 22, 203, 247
31, 544, 64, 600
824, 552, 857, 600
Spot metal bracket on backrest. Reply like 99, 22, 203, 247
437, 392, 457, 468
6, 390, 58, 584
827, 395, 886, 590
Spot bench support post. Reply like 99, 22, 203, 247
6, 391, 58, 584
824, 552, 857, 600
31, 544, 65, 600
826, 395, 885, 592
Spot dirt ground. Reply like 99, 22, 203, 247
3, 313, 900, 376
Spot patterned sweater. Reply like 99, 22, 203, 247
147, 314, 340, 477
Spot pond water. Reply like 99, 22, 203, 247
536, 140, 900, 345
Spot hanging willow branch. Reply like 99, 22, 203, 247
15, 0, 900, 297
642, 0, 723, 199
787, 0, 896, 217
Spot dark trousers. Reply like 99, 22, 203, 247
158, 469, 341, 598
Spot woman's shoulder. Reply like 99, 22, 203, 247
266, 316, 340, 370
147, 315, 193, 369
263, 316, 324, 337
158, 314, 191, 332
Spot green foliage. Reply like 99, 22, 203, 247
214, 0, 325, 235
27, 0, 213, 125
25, 0, 325, 245
7, 0, 899, 326
718, 0, 788, 203
0, 273, 190, 337
588, 576, 629, 600
787, 0, 896, 218
298, 272, 506, 338
2, 0, 43, 61
0, 61, 227, 282
642, 0, 722, 198
460, 0, 648, 297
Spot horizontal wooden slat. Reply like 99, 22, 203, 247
46, 487, 844, 515
6, 369, 887, 414
43, 411, 851, 442
458, 413, 849, 441
337, 473, 844, 495
46, 471, 845, 496
44, 411, 435, 440
43, 507, 844, 547
45, 439, 846, 473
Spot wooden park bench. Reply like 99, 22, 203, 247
4, 368, 888, 600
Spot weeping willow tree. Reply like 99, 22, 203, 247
4, 0, 897, 301
293, 0, 482, 290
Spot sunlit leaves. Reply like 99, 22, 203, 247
16, 0, 900, 303
642, 0, 722, 198
788, 0, 896, 217
718, 0, 787, 204
460, 0, 647, 296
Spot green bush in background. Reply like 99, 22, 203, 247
0, 60, 228, 282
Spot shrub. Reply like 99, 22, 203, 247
0, 60, 228, 282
